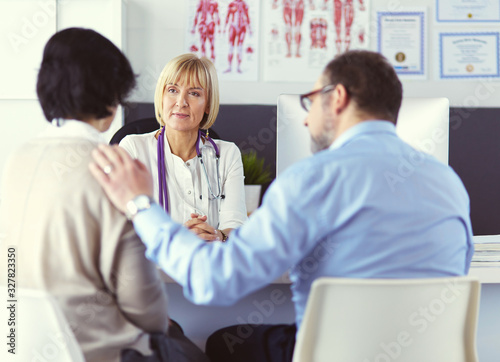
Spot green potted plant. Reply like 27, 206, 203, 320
241, 150, 273, 214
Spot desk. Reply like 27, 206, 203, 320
161, 268, 500, 361
165, 282, 295, 351
469, 266, 500, 283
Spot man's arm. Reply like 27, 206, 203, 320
89, 144, 326, 305
132, 181, 317, 305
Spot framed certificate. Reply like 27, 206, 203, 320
377, 11, 426, 78
439, 32, 500, 79
436, 0, 500, 22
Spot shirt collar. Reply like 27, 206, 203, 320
39, 119, 105, 143
329, 120, 396, 150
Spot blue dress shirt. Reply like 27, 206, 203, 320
134, 121, 473, 328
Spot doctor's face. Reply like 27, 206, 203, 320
162, 79, 209, 133
303, 78, 336, 153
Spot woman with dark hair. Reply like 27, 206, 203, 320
0, 28, 207, 362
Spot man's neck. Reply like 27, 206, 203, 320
333, 107, 374, 142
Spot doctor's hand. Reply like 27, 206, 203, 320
184, 213, 221, 242
89, 144, 154, 214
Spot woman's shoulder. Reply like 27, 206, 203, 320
213, 138, 240, 151
213, 139, 242, 159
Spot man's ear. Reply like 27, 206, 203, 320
332, 84, 349, 114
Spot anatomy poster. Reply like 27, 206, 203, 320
186, 0, 260, 81
263, 0, 370, 82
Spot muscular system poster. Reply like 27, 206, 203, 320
263, 0, 370, 82
186, 0, 260, 81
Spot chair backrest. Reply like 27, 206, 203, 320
292, 277, 481, 362
110, 117, 160, 144
109, 117, 221, 145
0, 286, 85, 362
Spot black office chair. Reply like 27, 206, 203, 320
110, 117, 220, 144
110, 117, 159, 144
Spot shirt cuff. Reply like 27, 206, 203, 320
133, 203, 171, 249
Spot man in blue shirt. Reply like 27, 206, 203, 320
90, 50, 473, 362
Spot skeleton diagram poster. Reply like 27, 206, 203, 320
186, 0, 260, 81
263, 0, 370, 82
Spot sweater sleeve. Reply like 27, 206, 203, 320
97, 186, 169, 333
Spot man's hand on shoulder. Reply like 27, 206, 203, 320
89, 144, 154, 214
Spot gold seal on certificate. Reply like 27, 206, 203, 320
466, 64, 474, 73
395, 52, 406, 62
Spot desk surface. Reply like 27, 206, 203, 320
468, 266, 500, 283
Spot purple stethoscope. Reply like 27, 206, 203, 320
157, 127, 224, 213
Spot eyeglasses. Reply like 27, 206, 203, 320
299, 85, 336, 112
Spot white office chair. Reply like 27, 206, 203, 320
0, 286, 85, 362
292, 277, 481, 362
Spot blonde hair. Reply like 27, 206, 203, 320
154, 53, 220, 129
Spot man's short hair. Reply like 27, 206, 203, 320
37, 27, 136, 122
322, 50, 403, 124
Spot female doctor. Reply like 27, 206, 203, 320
120, 54, 247, 241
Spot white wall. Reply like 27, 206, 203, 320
2, 0, 499, 180
127, 0, 500, 107
0, 0, 125, 183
